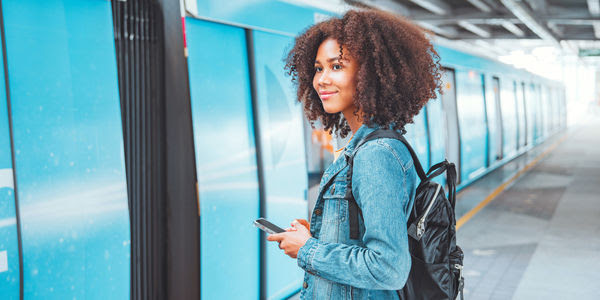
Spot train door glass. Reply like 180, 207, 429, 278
541, 85, 550, 137
440, 68, 461, 182
405, 107, 430, 170
303, 119, 333, 217
490, 76, 503, 161
526, 83, 536, 146
185, 20, 260, 299
455, 70, 487, 182
0, 39, 19, 299
501, 79, 518, 158
536, 84, 544, 142
426, 93, 445, 168
516, 81, 526, 149
556, 88, 567, 129
251, 30, 308, 299
3, 1, 130, 298
552, 88, 560, 131
535, 84, 544, 142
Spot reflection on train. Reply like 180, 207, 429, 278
0, 0, 565, 299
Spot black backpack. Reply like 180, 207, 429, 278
344, 129, 465, 300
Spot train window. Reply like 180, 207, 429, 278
440, 68, 461, 182
455, 69, 486, 182
514, 81, 526, 149
501, 79, 518, 158
489, 76, 503, 161
303, 118, 334, 212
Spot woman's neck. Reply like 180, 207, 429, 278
342, 107, 363, 134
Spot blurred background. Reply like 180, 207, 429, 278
0, 0, 598, 299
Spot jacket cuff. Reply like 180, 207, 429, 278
297, 237, 320, 273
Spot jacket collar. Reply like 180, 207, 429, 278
318, 123, 381, 190
344, 123, 381, 158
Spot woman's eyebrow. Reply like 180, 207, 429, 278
314, 57, 345, 64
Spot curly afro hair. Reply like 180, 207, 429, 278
285, 9, 442, 137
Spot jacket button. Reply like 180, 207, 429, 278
303, 281, 308, 289
314, 209, 322, 216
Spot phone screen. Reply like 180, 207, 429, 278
254, 218, 285, 234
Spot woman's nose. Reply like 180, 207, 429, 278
317, 71, 331, 86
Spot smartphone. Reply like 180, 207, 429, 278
253, 218, 285, 234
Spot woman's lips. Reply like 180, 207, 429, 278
319, 91, 337, 100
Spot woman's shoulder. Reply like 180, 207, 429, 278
354, 137, 414, 173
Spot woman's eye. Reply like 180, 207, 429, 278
315, 66, 322, 72
332, 64, 342, 70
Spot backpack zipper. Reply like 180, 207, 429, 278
454, 263, 464, 300
416, 183, 442, 238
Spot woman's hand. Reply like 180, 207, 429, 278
266, 219, 312, 259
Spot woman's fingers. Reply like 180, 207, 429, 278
266, 233, 284, 242
296, 219, 310, 230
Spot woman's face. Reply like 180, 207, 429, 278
313, 38, 358, 115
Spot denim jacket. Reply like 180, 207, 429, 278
297, 124, 417, 299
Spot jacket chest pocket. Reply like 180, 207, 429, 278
321, 180, 348, 223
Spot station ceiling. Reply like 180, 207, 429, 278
346, 0, 600, 58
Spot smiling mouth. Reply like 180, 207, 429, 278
320, 92, 337, 100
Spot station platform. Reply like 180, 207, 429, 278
456, 117, 600, 299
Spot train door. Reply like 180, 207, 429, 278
455, 70, 487, 182
440, 68, 461, 182
535, 84, 544, 143
303, 119, 334, 217
250, 30, 308, 299
540, 85, 549, 138
500, 79, 518, 158
2, 1, 131, 299
516, 81, 527, 149
491, 76, 503, 160
186, 19, 308, 299
405, 108, 430, 170
0, 39, 20, 299
426, 92, 446, 168
185, 20, 260, 299
526, 83, 536, 146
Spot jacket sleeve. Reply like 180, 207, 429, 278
297, 140, 415, 290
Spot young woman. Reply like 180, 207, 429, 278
267, 9, 442, 299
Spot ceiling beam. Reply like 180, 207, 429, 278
409, 0, 451, 15
349, 0, 411, 16
499, 0, 560, 47
547, 22, 564, 37
593, 22, 600, 39
588, 0, 600, 15
411, 12, 518, 24
587, 0, 600, 40
501, 20, 525, 37
416, 21, 458, 38
452, 32, 539, 39
526, 0, 547, 13
457, 20, 491, 38
465, 0, 492, 13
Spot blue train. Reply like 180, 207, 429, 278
0, 0, 565, 299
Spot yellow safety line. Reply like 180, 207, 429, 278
456, 134, 568, 230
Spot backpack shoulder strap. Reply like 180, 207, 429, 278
351, 129, 427, 180
344, 128, 426, 239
